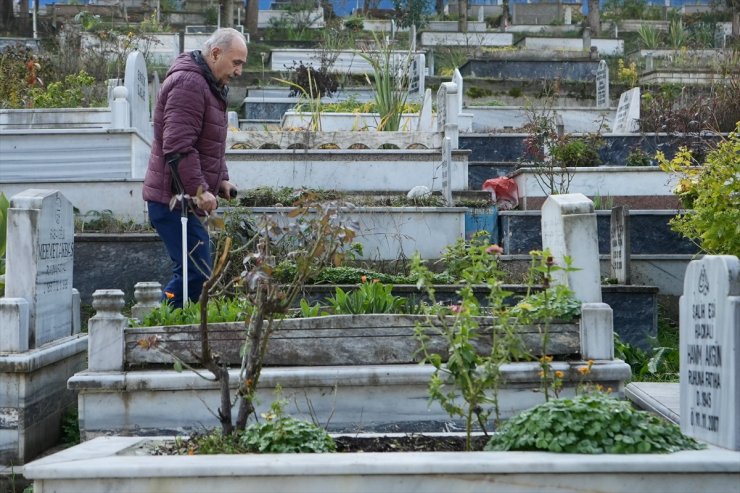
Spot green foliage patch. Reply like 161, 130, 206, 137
485, 392, 704, 453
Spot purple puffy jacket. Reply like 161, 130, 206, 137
143, 51, 230, 205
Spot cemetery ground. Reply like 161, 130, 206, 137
2, 4, 740, 491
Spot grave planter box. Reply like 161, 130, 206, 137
71, 300, 629, 437
510, 167, 680, 210
241, 206, 466, 261
25, 437, 740, 493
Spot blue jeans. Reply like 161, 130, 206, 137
148, 201, 212, 308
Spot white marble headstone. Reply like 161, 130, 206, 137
596, 60, 610, 109
610, 205, 630, 284
680, 255, 739, 450
416, 88, 433, 131
5, 189, 74, 347
541, 193, 602, 303
436, 83, 448, 132
612, 87, 640, 133
124, 51, 151, 139
441, 137, 453, 205
452, 68, 464, 114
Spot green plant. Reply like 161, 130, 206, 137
135, 297, 252, 327
60, 407, 81, 446
360, 34, 412, 131
485, 391, 704, 453
0, 44, 49, 109
392, 0, 431, 28
508, 86, 523, 98
668, 18, 689, 50
466, 86, 493, 99
637, 23, 661, 49
412, 237, 572, 449
326, 279, 408, 314
344, 16, 364, 31
30, 70, 96, 108
239, 392, 336, 453
616, 58, 638, 87
551, 136, 603, 168
625, 147, 652, 167
657, 126, 740, 255
591, 192, 614, 210
298, 298, 329, 317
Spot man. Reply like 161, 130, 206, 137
143, 28, 247, 307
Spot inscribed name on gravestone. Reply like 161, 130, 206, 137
612, 87, 640, 133
596, 60, 610, 109
610, 205, 630, 284
124, 50, 151, 139
680, 255, 740, 450
441, 137, 453, 205
436, 83, 448, 132
5, 189, 74, 347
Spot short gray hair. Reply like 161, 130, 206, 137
203, 28, 246, 53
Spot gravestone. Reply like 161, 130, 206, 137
564, 6, 572, 25
416, 88, 433, 131
408, 53, 426, 98
452, 68, 464, 115
610, 205, 630, 284
441, 137, 453, 205
124, 51, 151, 139
612, 87, 641, 133
436, 83, 448, 132
541, 193, 602, 303
679, 255, 739, 450
596, 60, 610, 109
5, 189, 74, 347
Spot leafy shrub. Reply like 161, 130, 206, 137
30, 70, 96, 108
466, 86, 493, 99
508, 86, 523, 98
288, 62, 338, 98
657, 125, 740, 255
625, 147, 653, 167
343, 16, 364, 31
510, 284, 581, 322
239, 398, 335, 453
485, 392, 705, 453
617, 59, 638, 87
0, 44, 50, 109
551, 136, 602, 168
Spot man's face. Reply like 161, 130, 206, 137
210, 39, 247, 86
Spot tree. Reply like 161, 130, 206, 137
587, 0, 601, 36
728, 0, 739, 37
458, 0, 468, 32
392, 0, 430, 28
435, 0, 444, 16
246, 0, 258, 38
223, 0, 235, 30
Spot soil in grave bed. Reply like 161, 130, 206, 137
147, 434, 490, 455
334, 434, 489, 452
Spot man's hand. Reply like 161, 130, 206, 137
195, 191, 218, 213
218, 180, 237, 199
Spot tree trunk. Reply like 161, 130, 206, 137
502, 0, 510, 29
0, 0, 13, 32
458, 0, 468, 33
435, 0, 444, 16
246, 0, 258, 39
223, 0, 234, 28
587, 0, 600, 36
